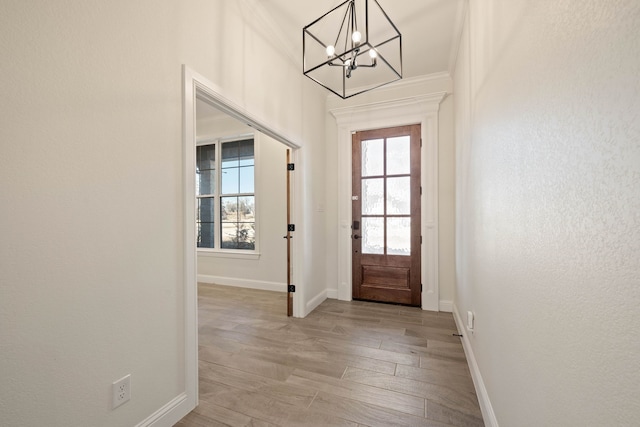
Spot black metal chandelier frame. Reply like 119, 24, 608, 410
303, 0, 402, 99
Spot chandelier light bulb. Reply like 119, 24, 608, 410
326, 45, 335, 57
369, 49, 377, 58
352, 31, 362, 44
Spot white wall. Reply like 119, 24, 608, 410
295, 82, 329, 315
454, 1, 640, 425
196, 114, 288, 291
0, 0, 326, 425
437, 95, 456, 309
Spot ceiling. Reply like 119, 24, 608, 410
260, 0, 465, 79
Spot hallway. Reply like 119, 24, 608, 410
177, 283, 483, 426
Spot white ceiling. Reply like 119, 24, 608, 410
260, 0, 465, 79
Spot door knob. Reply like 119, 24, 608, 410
353, 234, 360, 239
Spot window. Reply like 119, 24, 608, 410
196, 137, 256, 251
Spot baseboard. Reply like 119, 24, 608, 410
452, 304, 499, 427
198, 274, 286, 293
326, 288, 338, 299
135, 392, 192, 427
439, 299, 453, 312
305, 289, 328, 316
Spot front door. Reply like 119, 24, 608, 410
352, 124, 421, 306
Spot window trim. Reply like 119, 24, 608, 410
196, 133, 260, 258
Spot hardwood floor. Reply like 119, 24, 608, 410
176, 283, 484, 427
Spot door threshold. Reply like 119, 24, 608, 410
353, 298, 420, 308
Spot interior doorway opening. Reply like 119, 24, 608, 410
182, 65, 302, 410
194, 96, 292, 308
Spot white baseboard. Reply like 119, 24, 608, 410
135, 392, 192, 427
452, 304, 498, 427
326, 288, 338, 299
305, 289, 328, 316
439, 299, 453, 312
198, 274, 286, 293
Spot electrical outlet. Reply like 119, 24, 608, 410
112, 374, 131, 409
467, 311, 475, 331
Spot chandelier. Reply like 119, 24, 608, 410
303, 0, 402, 99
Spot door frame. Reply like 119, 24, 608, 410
330, 93, 446, 311
182, 65, 303, 411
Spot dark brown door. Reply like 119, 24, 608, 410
352, 124, 421, 306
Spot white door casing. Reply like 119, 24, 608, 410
329, 93, 446, 311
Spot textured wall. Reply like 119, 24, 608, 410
454, 0, 640, 425
0, 0, 326, 425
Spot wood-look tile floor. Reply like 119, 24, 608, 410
176, 283, 484, 427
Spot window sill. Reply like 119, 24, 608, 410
197, 249, 261, 260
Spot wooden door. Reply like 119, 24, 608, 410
285, 149, 293, 316
352, 124, 421, 306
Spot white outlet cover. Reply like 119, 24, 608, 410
112, 374, 131, 409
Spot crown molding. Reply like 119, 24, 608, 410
329, 91, 447, 125
327, 72, 452, 104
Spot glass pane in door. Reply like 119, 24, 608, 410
361, 139, 384, 176
386, 136, 411, 175
386, 177, 410, 215
362, 178, 384, 215
387, 217, 411, 256
361, 217, 384, 254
